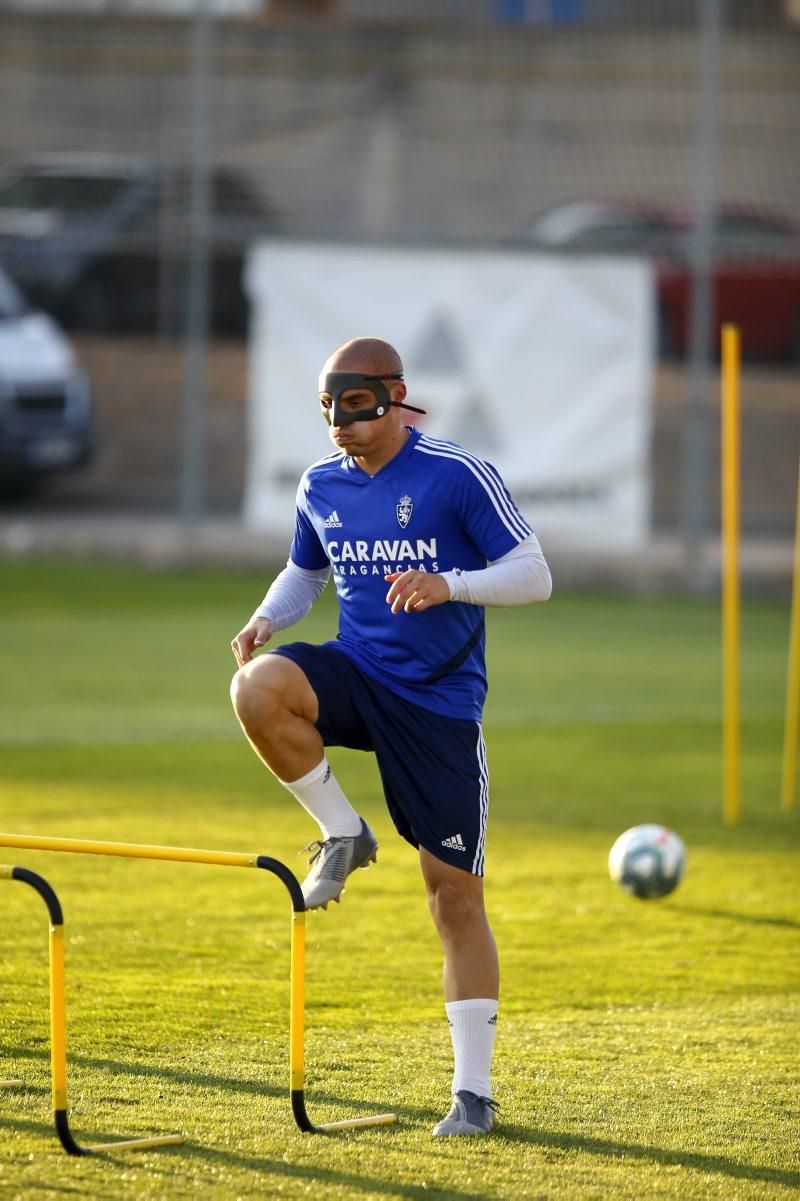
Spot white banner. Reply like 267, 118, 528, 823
243, 241, 653, 552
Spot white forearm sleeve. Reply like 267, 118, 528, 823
252, 559, 331, 632
441, 533, 552, 606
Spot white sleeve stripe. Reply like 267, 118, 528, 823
414, 439, 532, 541
415, 443, 526, 542
417, 435, 532, 539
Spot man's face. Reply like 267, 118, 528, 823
320, 378, 405, 456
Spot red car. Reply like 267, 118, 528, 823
523, 200, 800, 361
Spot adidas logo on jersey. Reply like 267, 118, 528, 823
441, 833, 466, 852
323, 510, 343, 528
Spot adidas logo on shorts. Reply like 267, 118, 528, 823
441, 833, 466, 852
323, 510, 343, 528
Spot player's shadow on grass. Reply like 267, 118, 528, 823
185, 1146, 489, 1201
673, 903, 800, 930
6, 1098, 797, 1193
1, 1121, 465, 1201
499, 1124, 800, 1190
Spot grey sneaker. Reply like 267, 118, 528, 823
432, 1091, 498, 1136
301, 818, 378, 910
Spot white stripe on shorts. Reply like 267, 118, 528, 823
472, 724, 489, 875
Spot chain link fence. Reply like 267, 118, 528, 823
0, 0, 797, 544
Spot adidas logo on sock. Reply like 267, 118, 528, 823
323, 510, 343, 528
441, 833, 466, 852
488, 1014, 498, 1025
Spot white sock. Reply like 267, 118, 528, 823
280, 757, 362, 839
445, 998, 498, 1099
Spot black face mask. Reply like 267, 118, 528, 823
319, 372, 427, 427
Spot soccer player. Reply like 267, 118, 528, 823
230, 336, 551, 1136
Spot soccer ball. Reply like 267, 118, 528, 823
608, 824, 686, 899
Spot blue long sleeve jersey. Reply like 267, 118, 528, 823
289, 427, 534, 721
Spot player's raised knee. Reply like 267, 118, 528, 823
230, 655, 284, 723
231, 653, 316, 727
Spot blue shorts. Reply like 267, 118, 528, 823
271, 641, 489, 875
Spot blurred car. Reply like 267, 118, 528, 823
0, 266, 93, 496
0, 153, 274, 337
523, 200, 682, 257
521, 200, 800, 361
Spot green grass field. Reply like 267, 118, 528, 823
0, 559, 798, 1200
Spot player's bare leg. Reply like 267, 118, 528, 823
419, 848, 498, 1000
230, 654, 377, 908
420, 847, 499, 1136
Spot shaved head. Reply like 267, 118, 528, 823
324, 337, 403, 377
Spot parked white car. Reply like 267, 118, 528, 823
0, 265, 92, 496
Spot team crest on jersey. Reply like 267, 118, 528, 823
396, 495, 413, 529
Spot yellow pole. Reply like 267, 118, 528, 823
780, 453, 800, 812
721, 324, 741, 826
290, 910, 305, 1093
49, 923, 69, 1113
286, 907, 396, 1131
0, 833, 259, 869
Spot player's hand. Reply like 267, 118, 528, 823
231, 617, 273, 667
385, 571, 450, 615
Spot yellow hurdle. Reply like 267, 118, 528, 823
0, 832, 259, 869
0, 834, 397, 1150
721, 324, 741, 826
